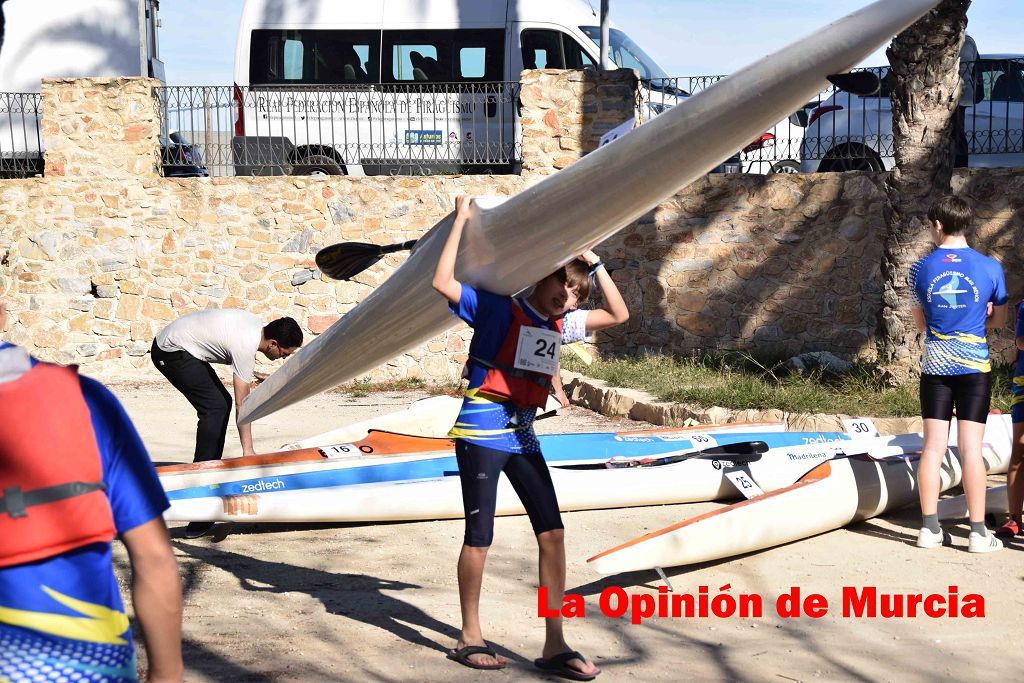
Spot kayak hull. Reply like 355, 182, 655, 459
588, 415, 1012, 575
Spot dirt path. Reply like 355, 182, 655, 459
111, 382, 1023, 682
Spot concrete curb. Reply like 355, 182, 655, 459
562, 369, 923, 436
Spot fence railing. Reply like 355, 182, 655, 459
5, 61, 1019, 180
647, 59, 1024, 173
157, 82, 522, 178
0, 92, 43, 177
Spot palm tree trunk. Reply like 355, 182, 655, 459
878, 0, 971, 379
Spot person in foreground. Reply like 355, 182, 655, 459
151, 308, 302, 537
994, 299, 1024, 537
0, 301, 183, 682
909, 195, 1007, 553
432, 196, 628, 679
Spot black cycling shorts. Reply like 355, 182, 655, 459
920, 372, 991, 424
456, 440, 564, 547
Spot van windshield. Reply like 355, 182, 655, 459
579, 27, 669, 81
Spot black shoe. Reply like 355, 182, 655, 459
183, 521, 216, 539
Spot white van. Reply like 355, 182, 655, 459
232, 0, 678, 176
0, 0, 163, 176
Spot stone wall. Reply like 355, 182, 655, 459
0, 174, 528, 380
519, 68, 638, 178
594, 168, 1024, 364
0, 72, 618, 381
41, 78, 162, 179
1, 75, 1022, 383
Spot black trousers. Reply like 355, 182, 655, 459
151, 341, 232, 462
953, 106, 969, 169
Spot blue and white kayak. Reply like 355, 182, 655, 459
162, 424, 864, 523
159, 421, 787, 492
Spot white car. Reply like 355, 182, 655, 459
740, 108, 817, 174
800, 54, 1024, 172
645, 75, 810, 174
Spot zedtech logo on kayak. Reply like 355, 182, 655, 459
239, 478, 286, 493
539, 585, 984, 624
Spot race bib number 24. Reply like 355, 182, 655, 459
514, 326, 561, 376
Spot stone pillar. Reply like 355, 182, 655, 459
519, 68, 639, 179
40, 77, 161, 179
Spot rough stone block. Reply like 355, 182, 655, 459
308, 315, 340, 334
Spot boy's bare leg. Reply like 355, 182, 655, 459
957, 419, 990, 524
918, 418, 950, 515
538, 529, 599, 677
455, 544, 505, 666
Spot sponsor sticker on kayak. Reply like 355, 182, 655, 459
614, 433, 719, 446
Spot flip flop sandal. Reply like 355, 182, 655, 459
534, 650, 600, 681
447, 644, 506, 671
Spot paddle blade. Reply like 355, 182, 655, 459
315, 242, 386, 281
562, 440, 772, 471
696, 450, 764, 465
826, 71, 881, 96
697, 441, 769, 457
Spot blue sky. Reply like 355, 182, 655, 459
161, 1, 1024, 85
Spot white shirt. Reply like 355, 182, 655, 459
959, 34, 979, 107
155, 309, 263, 382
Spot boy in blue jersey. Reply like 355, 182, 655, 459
0, 301, 184, 682
908, 196, 1008, 553
432, 197, 628, 679
994, 300, 1024, 537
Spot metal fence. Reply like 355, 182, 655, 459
647, 59, 1024, 173
0, 93, 43, 178
5, 61, 1019, 180
157, 82, 522, 178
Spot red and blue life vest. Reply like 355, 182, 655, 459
474, 300, 563, 409
0, 362, 115, 568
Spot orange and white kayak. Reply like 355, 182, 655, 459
279, 395, 466, 448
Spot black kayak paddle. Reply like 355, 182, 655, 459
315, 239, 418, 281
555, 440, 770, 471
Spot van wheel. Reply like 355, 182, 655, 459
769, 160, 800, 174
291, 155, 345, 176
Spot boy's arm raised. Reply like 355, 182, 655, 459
579, 250, 629, 334
432, 196, 474, 306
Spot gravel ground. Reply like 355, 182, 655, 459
108, 381, 1023, 682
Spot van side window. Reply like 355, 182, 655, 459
283, 40, 304, 80
395, 44, 440, 82
521, 30, 563, 69
562, 37, 595, 70
459, 48, 487, 79
250, 30, 380, 85
383, 29, 504, 83
521, 30, 595, 71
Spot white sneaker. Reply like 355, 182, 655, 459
916, 527, 947, 549
968, 532, 1003, 554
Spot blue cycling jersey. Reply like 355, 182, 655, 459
909, 246, 1007, 375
